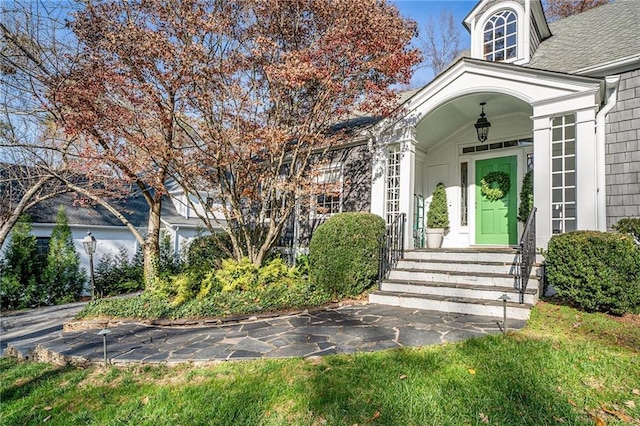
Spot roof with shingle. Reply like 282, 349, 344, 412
28, 191, 203, 228
527, 0, 640, 74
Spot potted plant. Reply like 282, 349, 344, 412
426, 182, 449, 248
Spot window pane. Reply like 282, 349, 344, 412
552, 127, 563, 141
552, 173, 562, 187
565, 220, 576, 232
552, 117, 563, 126
552, 158, 562, 171
552, 207, 563, 218
565, 125, 575, 140
552, 220, 563, 233
565, 115, 575, 124
495, 51, 504, 61
565, 172, 575, 186
565, 204, 576, 219
506, 47, 516, 59
507, 22, 516, 34
565, 156, 575, 171
553, 189, 563, 202
565, 140, 575, 155
565, 188, 575, 202
507, 35, 516, 47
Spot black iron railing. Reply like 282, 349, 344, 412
378, 213, 406, 284
517, 207, 537, 303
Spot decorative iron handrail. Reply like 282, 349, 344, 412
518, 207, 537, 303
378, 213, 406, 285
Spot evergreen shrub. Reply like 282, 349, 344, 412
308, 212, 386, 298
613, 218, 640, 243
518, 169, 534, 222
426, 183, 449, 229
0, 216, 43, 309
94, 248, 144, 297
544, 231, 640, 315
42, 207, 86, 304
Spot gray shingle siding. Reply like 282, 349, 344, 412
606, 69, 640, 229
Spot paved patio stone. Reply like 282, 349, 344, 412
4, 303, 527, 366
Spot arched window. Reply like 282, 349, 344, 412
483, 10, 517, 62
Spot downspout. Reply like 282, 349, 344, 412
595, 76, 620, 231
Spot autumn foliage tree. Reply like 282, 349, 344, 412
50, 0, 420, 270
173, 0, 421, 265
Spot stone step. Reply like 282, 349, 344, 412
369, 291, 533, 320
388, 268, 537, 288
395, 259, 541, 277
404, 249, 543, 264
380, 279, 539, 305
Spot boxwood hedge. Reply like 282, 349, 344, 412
544, 231, 640, 315
308, 212, 386, 298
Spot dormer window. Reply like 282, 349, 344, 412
483, 10, 517, 62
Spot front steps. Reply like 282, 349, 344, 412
369, 248, 542, 321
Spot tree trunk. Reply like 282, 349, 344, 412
143, 198, 162, 290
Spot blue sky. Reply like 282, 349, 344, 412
391, 0, 478, 86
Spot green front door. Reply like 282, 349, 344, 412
475, 156, 517, 245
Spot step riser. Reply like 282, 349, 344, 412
369, 293, 531, 320
395, 260, 541, 277
404, 251, 543, 264
380, 282, 538, 305
389, 270, 522, 287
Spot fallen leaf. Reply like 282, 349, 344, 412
624, 400, 636, 409
601, 405, 633, 423
399, 374, 408, 380
141, 396, 149, 405
568, 399, 577, 407
371, 411, 380, 421
586, 410, 606, 426
468, 368, 476, 375
43, 415, 51, 423
633, 389, 640, 395
553, 416, 565, 423
573, 322, 581, 328
43, 406, 53, 411
478, 412, 489, 424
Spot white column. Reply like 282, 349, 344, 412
369, 144, 387, 219
399, 128, 417, 249
575, 107, 598, 230
532, 114, 551, 249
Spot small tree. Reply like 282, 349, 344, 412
0, 215, 41, 309
41, 206, 86, 305
426, 183, 449, 229
518, 170, 534, 222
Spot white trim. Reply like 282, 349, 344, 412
572, 54, 640, 76
471, 1, 526, 64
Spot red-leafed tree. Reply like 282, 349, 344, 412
544, 0, 612, 21
171, 0, 421, 265
50, 0, 420, 268
47, 0, 209, 287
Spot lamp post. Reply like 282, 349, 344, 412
82, 231, 97, 300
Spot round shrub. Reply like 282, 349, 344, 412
544, 231, 640, 315
309, 212, 386, 298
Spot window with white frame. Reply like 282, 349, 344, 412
314, 163, 342, 217
386, 148, 401, 224
483, 9, 517, 62
551, 114, 576, 234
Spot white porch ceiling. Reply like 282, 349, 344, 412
414, 92, 533, 151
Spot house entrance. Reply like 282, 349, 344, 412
475, 156, 517, 245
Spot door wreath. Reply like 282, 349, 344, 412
480, 171, 510, 201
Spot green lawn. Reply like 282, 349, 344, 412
1, 301, 638, 425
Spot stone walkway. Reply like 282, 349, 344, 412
3, 303, 525, 366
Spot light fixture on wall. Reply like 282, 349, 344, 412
475, 102, 491, 143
